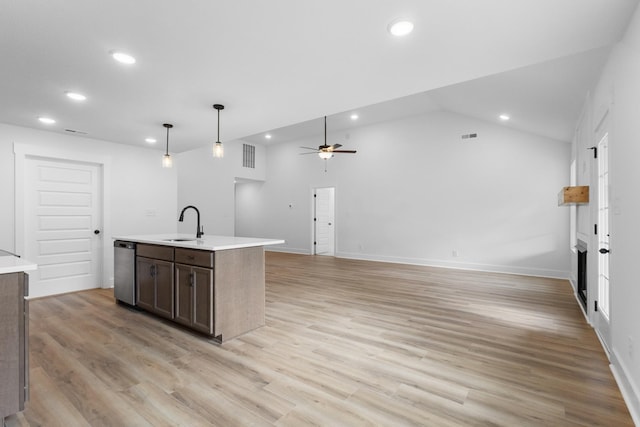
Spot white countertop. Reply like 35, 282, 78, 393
0, 254, 37, 274
113, 234, 285, 251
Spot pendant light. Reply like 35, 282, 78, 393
213, 104, 224, 158
162, 123, 173, 168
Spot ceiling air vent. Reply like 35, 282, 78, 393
65, 128, 88, 135
242, 143, 255, 169
461, 133, 477, 140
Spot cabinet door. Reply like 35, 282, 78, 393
136, 257, 155, 312
174, 263, 193, 327
0, 272, 20, 418
192, 266, 214, 334
154, 259, 175, 319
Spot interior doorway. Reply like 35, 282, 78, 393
313, 187, 335, 256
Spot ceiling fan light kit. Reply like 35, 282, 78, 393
299, 116, 357, 165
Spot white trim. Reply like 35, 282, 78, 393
265, 248, 569, 279
13, 143, 112, 289
610, 351, 640, 426
335, 251, 569, 279
266, 247, 309, 255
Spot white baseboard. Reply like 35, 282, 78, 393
265, 247, 310, 255
610, 351, 640, 426
264, 249, 570, 279
334, 251, 570, 280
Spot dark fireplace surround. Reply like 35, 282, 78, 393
576, 240, 587, 310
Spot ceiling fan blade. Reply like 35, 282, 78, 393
300, 146, 319, 151
331, 150, 357, 153
299, 152, 319, 155
330, 143, 343, 149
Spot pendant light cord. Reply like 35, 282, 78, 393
166, 126, 170, 155
163, 123, 173, 155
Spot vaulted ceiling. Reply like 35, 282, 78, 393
1, 1, 637, 152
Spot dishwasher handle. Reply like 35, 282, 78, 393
114, 240, 136, 250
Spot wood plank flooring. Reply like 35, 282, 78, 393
5, 252, 633, 426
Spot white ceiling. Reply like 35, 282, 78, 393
1, 1, 637, 152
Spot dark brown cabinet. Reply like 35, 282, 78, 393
136, 256, 155, 312
175, 264, 213, 334
136, 244, 175, 320
0, 272, 28, 420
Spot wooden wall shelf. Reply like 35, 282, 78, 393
558, 186, 589, 206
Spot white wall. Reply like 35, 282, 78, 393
578, 6, 640, 422
236, 110, 572, 278
0, 123, 178, 287
176, 138, 266, 237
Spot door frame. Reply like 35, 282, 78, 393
14, 143, 112, 288
590, 110, 611, 353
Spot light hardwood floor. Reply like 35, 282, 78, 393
5, 252, 633, 426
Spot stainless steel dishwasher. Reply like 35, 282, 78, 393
114, 240, 136, 305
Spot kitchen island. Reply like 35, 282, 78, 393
112, 234, 284, 342
0, 250, 36, 421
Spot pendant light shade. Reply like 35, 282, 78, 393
213, 104, 225, 158
162, 123, 173, 168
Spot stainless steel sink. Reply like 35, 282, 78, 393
162, 238, 196, 242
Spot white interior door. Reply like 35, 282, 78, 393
24, 156, 102, 297
594, 132, 611, 351
314, 187, 335, 256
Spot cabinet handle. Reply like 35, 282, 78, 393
189, 272, 194, 287
150, 265, 156, 277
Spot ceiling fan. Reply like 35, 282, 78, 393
300, 116, 357, 160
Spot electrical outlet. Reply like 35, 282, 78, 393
452, 249, 458, 257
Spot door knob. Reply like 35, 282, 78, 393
94, 229, 101, 235
599, 248, 610, 254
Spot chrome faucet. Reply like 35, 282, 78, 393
179, 205, 203, 238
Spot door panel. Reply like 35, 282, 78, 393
314, 187, 335, 256
154, 260, 175, 319
25, 157, 101, 297
174, 263, 193, 327
136, 257, 155, 312
192, 267, 213, 334
594, 131, 611, 351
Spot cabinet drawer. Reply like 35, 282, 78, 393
175, 248, 214, 268
137, 244, 174, 261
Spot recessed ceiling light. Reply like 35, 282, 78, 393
388, 19, 414, 37
265, 134, 272, 140
499, 114, 510, 121
145, 137, 157, 144
111, 51, 136, 65
65, 91, 87, 101
350, 114, 359, 120
38, 117, 56, 124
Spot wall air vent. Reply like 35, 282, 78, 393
242, 143, 255, 169
461, 133, 478, 140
